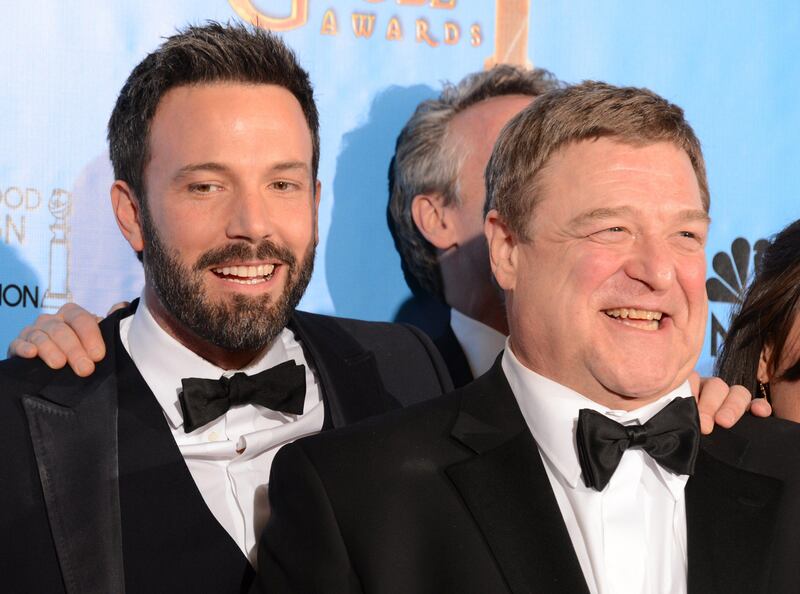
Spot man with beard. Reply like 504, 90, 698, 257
0, 23, 450, 594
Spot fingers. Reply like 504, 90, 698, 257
26, 325, 69, 370
61, 303, 106, 362
694, 376, 738, 435
106, 301, 130, 316
712, 384, 752, 430
694, 375, 753, 433
34, 314, 95, 377
749, 397, 772, 418
7, 324, 38, 358
6, 303, 107, 377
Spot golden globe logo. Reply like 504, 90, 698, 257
229, 0, 533, 63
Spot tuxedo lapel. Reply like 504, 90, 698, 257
445, 364, 590, 594
686, 433, 783, 594
22, 321, 125, 594
290, 312, 400, 429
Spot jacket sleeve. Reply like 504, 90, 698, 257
255, 441, 363, 594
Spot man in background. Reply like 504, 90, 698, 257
389, 65, 556, 386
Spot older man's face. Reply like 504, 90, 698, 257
492, 137, 709, 408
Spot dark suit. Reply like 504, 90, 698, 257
432, 322, 473, 389
258, 359, 800, 594
0, 305, 452, 594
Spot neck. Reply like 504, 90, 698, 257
143, 286, 262, 370
446, 288, 509, 335
507, 337, 674, 412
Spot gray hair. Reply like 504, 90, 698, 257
388, 65, 559, 300
486, 81, 709, 241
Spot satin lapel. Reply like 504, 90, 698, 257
445, 363, 590, 594
686, 434, 782, 594
290, 312, 400, 429
22, 316, 125, 594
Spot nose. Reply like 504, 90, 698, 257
225, 184, 274, 243
624, 234, 675, 292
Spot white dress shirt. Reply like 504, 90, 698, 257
449, 309, 507, 378
118, 295, 324, 567
502, 342, 690, 594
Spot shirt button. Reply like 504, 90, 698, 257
208, 431, 220, 442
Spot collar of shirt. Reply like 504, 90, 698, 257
501, 340, 692, 499
449, 308, 507, 378
119, 293, 303, 432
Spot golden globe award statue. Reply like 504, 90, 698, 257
42, 189, 73, 310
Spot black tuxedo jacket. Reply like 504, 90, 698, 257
258, 359, 800, 593
432, 322, 473, 389
0, 305, 452, 594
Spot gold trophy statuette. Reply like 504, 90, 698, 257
42, 189, 73, 310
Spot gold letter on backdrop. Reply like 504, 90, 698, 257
352, 13, 377, 38
321, 9, 338, 35
485, 0, 531, 68
386, 17, 403, 41
228, 0, 308, 31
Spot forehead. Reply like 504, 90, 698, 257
535, 137, 704, 220
147, 82, 313, 164
448, 94, 534, 150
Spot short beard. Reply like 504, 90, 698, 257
140, 206, 314, 352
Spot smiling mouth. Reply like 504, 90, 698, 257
211, 264, 277, 285
603, 307, 665, 331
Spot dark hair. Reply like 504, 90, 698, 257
387, 65, 559, 299
108, 21, 319, 207
716, 219, 800, 394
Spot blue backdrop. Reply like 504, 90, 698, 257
1, 0, 798, 374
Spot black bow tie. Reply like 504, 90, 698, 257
575, 397, 700, 491
178, 361, 306, 433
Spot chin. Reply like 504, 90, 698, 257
596, 365, 684, 401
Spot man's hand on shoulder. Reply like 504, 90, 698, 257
691, 372, 772, 435
5, 302, 122, 377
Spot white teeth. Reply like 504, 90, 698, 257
212, 263, 277, 280
605, 308, 664, 321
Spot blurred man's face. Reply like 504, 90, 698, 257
439, 95, 533, 317
130, 83, 319, 352
445, 95, 533, 246
490, 138, 709, 408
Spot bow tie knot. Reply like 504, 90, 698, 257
179, 360, 307, 433
221, 373, 252, 406
624, 424, 648, 448
576, 397, 700, 491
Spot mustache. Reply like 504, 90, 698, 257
193, 239, 297, 271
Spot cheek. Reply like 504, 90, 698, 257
678, 257, 708, 304
574, 249, 627, 304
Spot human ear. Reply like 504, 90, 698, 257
313, 180, 322, 246
757, 343, 773, 383
485, 209, 517, 290
410, 193, 457, 251
110, 180, 144, 253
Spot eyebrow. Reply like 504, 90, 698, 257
569, 205, 710, 227
172, 160, 310, 181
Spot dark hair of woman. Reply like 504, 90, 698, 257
715, 218, 800, 402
